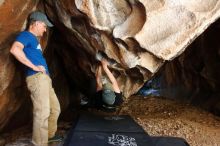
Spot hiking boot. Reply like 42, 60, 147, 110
48, 134, 63, 143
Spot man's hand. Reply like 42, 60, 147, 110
101, 59, 109, 67
32, 65, 46, 74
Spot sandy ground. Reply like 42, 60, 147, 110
2, 96, 220, 146
119, 96, 220, 146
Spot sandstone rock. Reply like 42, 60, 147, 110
1, 0, 220, 132
75, 0, 131, 31
0, 0, 38, 132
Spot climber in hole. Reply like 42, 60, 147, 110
81, 52, 124, 111
9, 11, 62, 145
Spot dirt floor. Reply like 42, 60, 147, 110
119, 96, 220, 146
2, 96, 220, 146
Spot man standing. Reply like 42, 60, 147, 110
10, 11, 62, 146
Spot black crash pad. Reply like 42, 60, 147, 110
64, 113, 189, 146
74, 114, 145, 133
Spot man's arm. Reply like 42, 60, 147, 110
10, 41, 46, 73
101, 59, 120, 93
96, 65, 103, 91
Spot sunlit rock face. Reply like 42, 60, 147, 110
43, 0, 153, 98
0, 0, 38, 132
43, 0, 220, 113
43, 0, 220, 98
1, 0, 220, 132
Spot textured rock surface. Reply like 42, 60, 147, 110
0, 0, 38, 132
1, 0, 220, 132
160, 20, 220, 114
43, 0, 220, 97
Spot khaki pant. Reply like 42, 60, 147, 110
26, 72, 61, 146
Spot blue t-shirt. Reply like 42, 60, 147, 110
15, 31, 50, 76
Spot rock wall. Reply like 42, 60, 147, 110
161, 20, 220, 115
43, 0, 220, 97
1, 0, 220, 132
0, 0, 38, 132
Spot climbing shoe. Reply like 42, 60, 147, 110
48, 134, 63, 143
